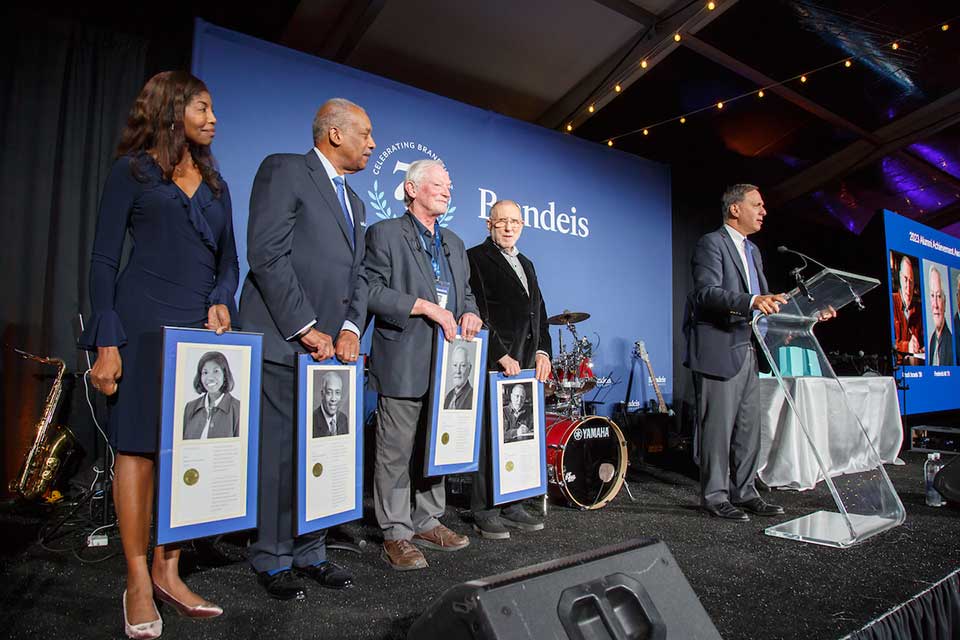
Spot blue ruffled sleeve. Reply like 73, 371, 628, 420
206, 179, 240, 320
78, 156, 138, 350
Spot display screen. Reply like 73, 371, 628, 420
884, 209, 960, 414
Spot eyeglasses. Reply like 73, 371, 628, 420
491, 218, 524, 229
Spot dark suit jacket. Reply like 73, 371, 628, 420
503, 405, 534, 442
928, 324, 955, 366
467, 237, 552, 369
444, 381, 473, 410
683, 226, 769, 380
954, 312, 960, 363
183, 392, 241, 439
239, 151, 367, 366
364, 212, 479, 398
312, 408, 349, 438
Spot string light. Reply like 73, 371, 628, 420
707, 1, 716, 10
572, 15, 953, 142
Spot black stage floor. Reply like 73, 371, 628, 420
1, 451, 958, 640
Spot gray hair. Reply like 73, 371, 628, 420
721, 183, 759, 222
319, 370, 343, 393
312, 98, 363, 144
404, 159, 446, 205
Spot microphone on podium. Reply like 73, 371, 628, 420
777, 245, 865, 310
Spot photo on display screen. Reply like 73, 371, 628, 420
951, 267, 960, 365
921, 259, 954, 367
889, 251, 925, 365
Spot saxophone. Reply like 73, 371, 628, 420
9, 350, 77, 500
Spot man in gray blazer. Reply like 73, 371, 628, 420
683, 184, 788, 522
363, 159, 483, 570
239, 98, 372, 599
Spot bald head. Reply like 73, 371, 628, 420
312, 98, 375, 174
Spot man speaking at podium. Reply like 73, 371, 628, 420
683, 184, 788, 522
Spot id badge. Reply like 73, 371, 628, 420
436, 281, 451, 309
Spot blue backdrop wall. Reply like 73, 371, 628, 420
192, 19, 673, 412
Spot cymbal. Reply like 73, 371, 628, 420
547, 310, 590, 325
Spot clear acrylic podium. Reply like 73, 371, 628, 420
755, 268, 906, 547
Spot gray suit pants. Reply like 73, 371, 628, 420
693, 346, 763, 506
374, 395, 445, 541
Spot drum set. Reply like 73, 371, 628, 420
543, 310, 628, 510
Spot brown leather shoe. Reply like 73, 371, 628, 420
412, 524, 470, 552
381, 540, 428, 571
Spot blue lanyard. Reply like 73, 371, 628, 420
419, 228, 443, 282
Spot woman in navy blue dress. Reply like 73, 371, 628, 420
81, 71, 237, 638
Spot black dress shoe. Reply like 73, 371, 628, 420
256, 570, 306, 601
734, 498, 785, 516
703, 502, 749, 521
295, 561, 354, 590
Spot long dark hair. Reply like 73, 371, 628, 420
116, 71, 221, 196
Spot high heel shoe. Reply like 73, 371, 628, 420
123, 590, 163, 639
152, 582, 223, 618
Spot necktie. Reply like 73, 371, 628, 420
332, 176, 355, 246
745, 241, 761, 297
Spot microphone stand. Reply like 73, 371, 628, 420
777, 245, 865, 310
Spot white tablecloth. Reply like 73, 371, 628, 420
757, 376, 903, 490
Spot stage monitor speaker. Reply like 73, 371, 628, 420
934, 454, 960, 502
407, 537, 720, 640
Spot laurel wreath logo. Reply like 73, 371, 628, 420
367, 180, 393, 220
367, 179, 456, 226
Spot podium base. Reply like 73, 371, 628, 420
764, 510, 901, 548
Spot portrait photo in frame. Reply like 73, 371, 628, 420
157, 327, 263, 545
425, 327, 489, 477
296, 355, 364, 535
488, 370, 546, 505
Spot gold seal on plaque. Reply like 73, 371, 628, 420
183, 468, 199, 486
441, 432, 450, 445
505, 461, 515, 472
312, 463, 323, 477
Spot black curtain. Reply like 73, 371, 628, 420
0, 12, 147, 489
848, 570, 959, 640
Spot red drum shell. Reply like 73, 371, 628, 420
544, 414, 627, 509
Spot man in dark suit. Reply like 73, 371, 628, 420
926, 266, 954, 366
683, 184, 788, 522
467, 199, 551, 539
239, 98, 372, 598
953, 273, 960, 362
312, 371, 349, 437
443, 344, 473, 410
364, 159, 483, 571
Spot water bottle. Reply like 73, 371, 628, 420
924, 453, 945, 507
